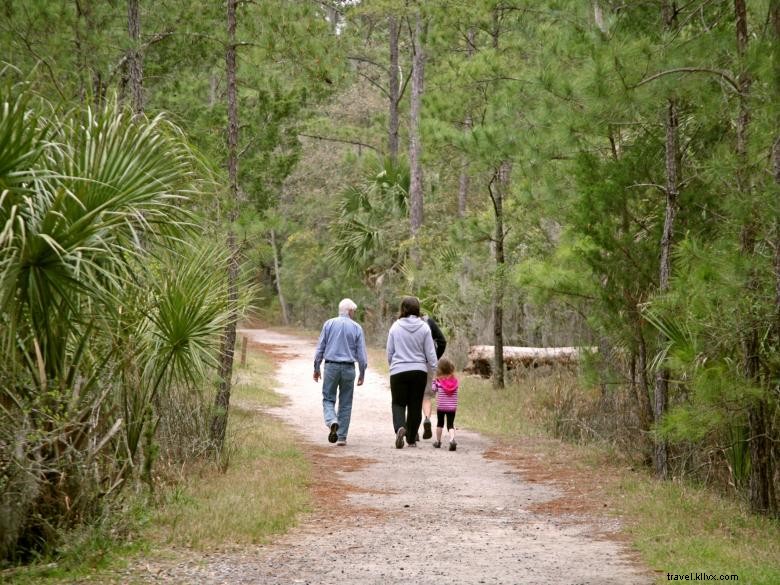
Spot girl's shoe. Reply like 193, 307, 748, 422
449, 441, 457, 451
432, 441, 441, 448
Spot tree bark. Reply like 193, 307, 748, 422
772, 0, 780, 340
457, 150, 470, 218
388, 16, 400, 164
458, 28, 474, 218
127, 0, 143, 115
490, 162, 510, 389
733, 0, 776, 516
408, 12, 425, 239
212, 0, 240, 453
270, 228, 289, 326
650, 0, 682, 480
654, 98, 679, 479
593, 1, 608, 34
465, 345, 593, 377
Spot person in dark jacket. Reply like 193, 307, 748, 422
421, 314, 447, 440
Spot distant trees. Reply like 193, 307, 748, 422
280, 0, 780, 515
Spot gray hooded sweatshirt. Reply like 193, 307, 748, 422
386, 316, 438, 375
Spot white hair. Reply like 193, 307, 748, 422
338, 298, 357, 315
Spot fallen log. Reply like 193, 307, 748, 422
464, 345, 595, 378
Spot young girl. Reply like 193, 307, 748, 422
431, 357, 459, 451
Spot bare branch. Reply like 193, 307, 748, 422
397, 64, 412, 104
627, 183, 667, 193
633, 67, 740, 92
356, 70, 391, 99
348, 55, 389, 74
298, 133, 380, 153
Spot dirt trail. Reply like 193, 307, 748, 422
137, 328, 652, 585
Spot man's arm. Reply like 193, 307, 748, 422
313, 321, 329, 382
356, 327, 368, 386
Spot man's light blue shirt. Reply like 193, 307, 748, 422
314, 315, 368, 378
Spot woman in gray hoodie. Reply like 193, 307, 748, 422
386, 296, 438, 448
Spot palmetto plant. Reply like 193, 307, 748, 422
0, 81, 227, 560
326, 155, 410, 286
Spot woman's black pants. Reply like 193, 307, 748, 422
390, 370, 428, 444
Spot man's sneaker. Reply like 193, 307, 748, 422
336, 439, 347, 446
432, 441, 441, 448
422, 420, 432, 440
407, 441, 417, 448
449, 441, 457, 452
328, 422, 339, 443
395, 427, 406, 449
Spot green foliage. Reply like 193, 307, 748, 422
0, 80, 225, 562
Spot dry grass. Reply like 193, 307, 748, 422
459, 370, 780, 585
149, 351, 311, 549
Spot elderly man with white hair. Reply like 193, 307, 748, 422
313, 298, 368, 446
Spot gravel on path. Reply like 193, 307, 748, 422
124, 328, 653, 585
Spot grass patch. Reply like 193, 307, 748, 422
458, 371, 780, 584
457, 374, 542, 437
1, 511, 150, 584
149, 349, 311, 548
619, 476, 780, 584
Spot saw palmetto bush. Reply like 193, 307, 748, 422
0, 81, 228, 562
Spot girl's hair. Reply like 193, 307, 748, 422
436, 357, 455, 376
398, 296, 420, 318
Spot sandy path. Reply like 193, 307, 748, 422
143, 328, 652, 585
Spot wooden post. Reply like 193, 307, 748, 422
240, 336, 248, 368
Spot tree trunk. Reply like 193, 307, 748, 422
634, 323, 654, 434
457, 154, 470, 218
490, 161, 510, 389
593, 1, 608, 34
388, 16, 400, 164
654, 98, 679, 478
327, 5, 339, 34
733, 0, 776, 516
458, 28, 474, 218
209, 72, 219, 108
270, 228, 289, 326
74, 0, 103, 105
772, 0, 780, 341
650, 0, 682, 480
465, 345, 593, 377
408, 13, 425, 239
127, 0, 143, 115
211, 0, 240, 454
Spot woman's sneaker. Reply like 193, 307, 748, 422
432, 441, 441, 448
449, 441, 457, 451
395, 427, 406, 449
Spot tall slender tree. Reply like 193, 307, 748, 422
653, 1, 681, 480
389, 15, 400, 163
408, 10, 425, 241
211, 0, 240, 453
126, 0, 143, 114
733, 0, 776, 516
490, 160, 511, 389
